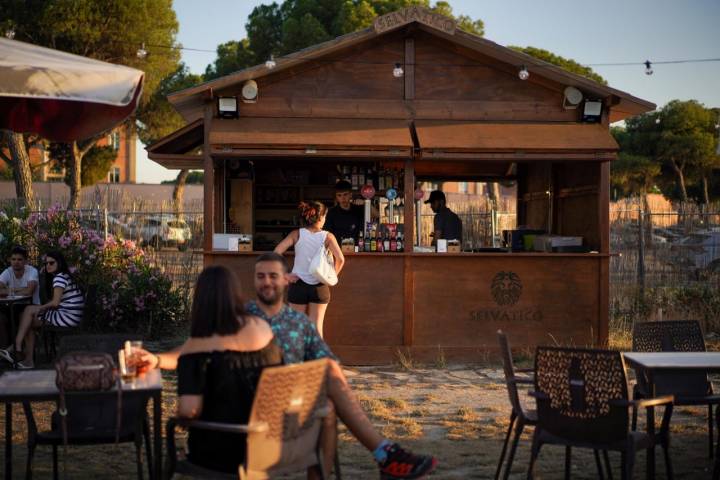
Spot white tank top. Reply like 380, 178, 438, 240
292, 228, 329, 285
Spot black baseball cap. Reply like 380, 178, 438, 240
424, 190, 446, 204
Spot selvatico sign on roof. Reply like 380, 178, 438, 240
373, 6, 456, 35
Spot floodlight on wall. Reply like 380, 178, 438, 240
217, 96, 239, 118
241, 80, 258, 103
393, 63, 404, 78
644, 60, 653, 75
5, 29, 15, 39
562, 86, 583, 109
582, 100, 603, 123
265, 55, 276, 69
136, 43, 148, 60
518, 65, 529, 81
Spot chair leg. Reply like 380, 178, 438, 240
526, 429, 542, 480
620, 452, 627, 480
53, 445, 59, 480
709, 404, 714, 459
564, 446, 572, 480
504, 419, 525, 480
593, 450, 605, 480
25, 441, 37, 480
333, 449, 342, 480
603, 450, 613, 480
495, 411, 517, 480
662, 440, 673, 480
632, 405, 638, 431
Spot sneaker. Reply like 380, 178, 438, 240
15, 360, 34, 370
378, 443, 437, 479
0, 346, 15, 364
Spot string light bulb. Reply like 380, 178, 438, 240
392, 63, 404, 78
644, 60, 653, 75
136, 43, 148, 60
518, 65, 529, 80
5, 29, 15, 40
265, 55, 276, 69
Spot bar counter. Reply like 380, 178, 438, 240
205, 250, 609, 364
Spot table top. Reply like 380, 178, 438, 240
0, 368, 162, 401
623, 352, 720, 371
0, 295, 31, 304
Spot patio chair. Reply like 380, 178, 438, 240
23, 334, 152, 480
165, 358, 340, 480
632, 320, 720, 458
41, 285, 96, 361
527, 347, 674, 480
496, 331, 610, 480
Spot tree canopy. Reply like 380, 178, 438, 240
509, 46, 606, 85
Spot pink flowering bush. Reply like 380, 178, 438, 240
0, 205, 187, 339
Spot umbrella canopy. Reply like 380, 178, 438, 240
0, 37, 144, 141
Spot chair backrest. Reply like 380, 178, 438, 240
632, 320, 709, 396
497, 330, 525, 415
534, 346, 629, 443
632, 320, 706, 352
58, 333, 143, 358
242, 358, 329, 479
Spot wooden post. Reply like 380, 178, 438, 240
203, 105, 214, 253
598, 161, 610, 346
403, 155, 415, 346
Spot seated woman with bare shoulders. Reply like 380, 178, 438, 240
177, 265, 283, 474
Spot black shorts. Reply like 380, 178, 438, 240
287, 279, 330, 305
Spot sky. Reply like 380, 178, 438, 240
135, 0, 720, 183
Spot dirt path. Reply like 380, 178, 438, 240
1, 364, 715, 479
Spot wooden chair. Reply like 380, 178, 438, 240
528, 347, 674, 480
23, 334, 152, 480
632, 320, 720, 458
165, 358, 341, 480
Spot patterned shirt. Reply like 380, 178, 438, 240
245, 300, 336, 364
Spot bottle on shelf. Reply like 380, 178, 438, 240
383, 230, 390, 252
351, 166, 358, 189
358, 231, 365, 252
358, 167, 365, 187
390, 231, 397, 252
370, 230, 377, 252
397, 232, 404, 252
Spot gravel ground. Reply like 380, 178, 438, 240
0, 363, 715, 479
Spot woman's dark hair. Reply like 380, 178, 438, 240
190, 265, 246, 337
298, 201, 327, 226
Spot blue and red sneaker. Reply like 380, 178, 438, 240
378, 443, 437, 479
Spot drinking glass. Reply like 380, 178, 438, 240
118, 349, 135, 382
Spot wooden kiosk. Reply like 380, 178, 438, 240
148, 7, 654, 364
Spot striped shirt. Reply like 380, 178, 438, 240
41, 273, 84, 327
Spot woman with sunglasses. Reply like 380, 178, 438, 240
0, 251, 84, 369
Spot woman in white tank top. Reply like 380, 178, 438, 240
274, 201, 344, 337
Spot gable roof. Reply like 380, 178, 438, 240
168, 8, 654, 124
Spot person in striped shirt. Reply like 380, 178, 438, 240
0, 251, 84, 369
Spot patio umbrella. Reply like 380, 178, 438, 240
0, 37, 144, 141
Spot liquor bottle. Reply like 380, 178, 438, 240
370, 230, 377, 252
358, 231, 365, 252
359, 167, 365, 187
397, 232, 403, 252
378, 169, 385, 191
383, 232, 390, 252
351, 166, 358, 189
390, 231, 397, 252
364, 229, 371, 252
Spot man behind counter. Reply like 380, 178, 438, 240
324, 180, 365, 242
426, 190, 463, 244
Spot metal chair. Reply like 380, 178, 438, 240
166, 358, 340, 479
528, 346, 674, 480
632, 320, 720, 458
496, 331, 610, 479
496, 330, 537, 480
23, 334, 152, 480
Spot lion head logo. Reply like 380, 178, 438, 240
491, 271, 522, 306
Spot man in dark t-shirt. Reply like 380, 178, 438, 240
324, 180, 365, 242
426, 190, 462, 244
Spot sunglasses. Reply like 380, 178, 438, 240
44, 260, 57, 266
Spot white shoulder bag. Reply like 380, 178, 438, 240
309, 243, 338, 286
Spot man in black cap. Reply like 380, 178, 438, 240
426, 190, 462, 245
324, 180, 365, 243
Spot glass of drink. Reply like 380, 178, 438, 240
125, 340, 143, 376
118, 349, 135, 382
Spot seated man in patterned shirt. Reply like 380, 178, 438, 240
139, 253, 437, 480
